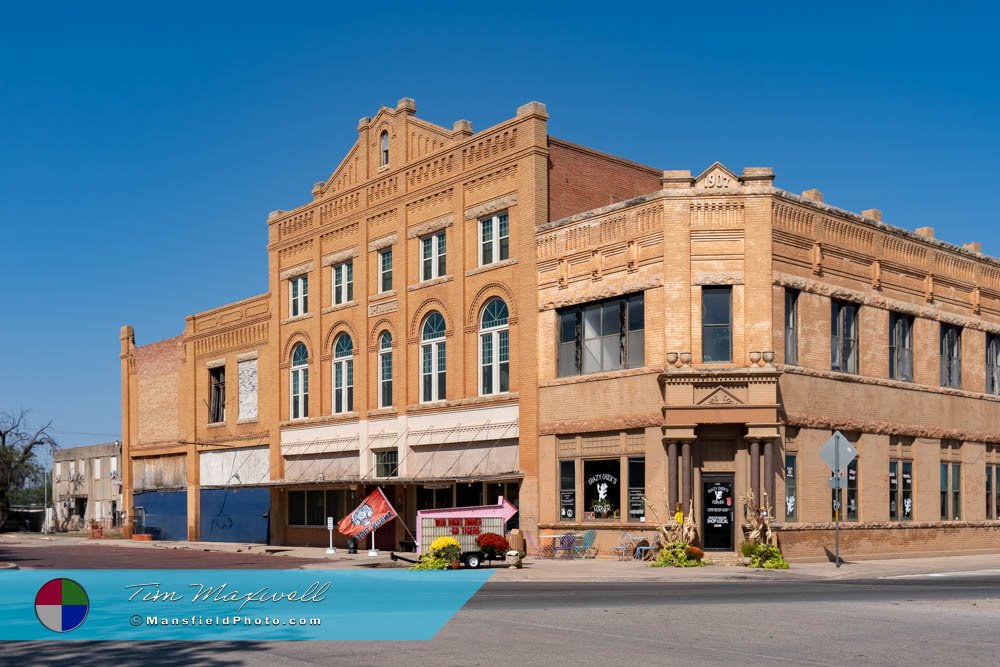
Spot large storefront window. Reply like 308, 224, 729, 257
560, 460, 576, 521
288, 489, 355, 527
784, 454, 797, 521
583, 459, 621, 520
416, 485, 454, 511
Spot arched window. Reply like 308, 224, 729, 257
479, 298, 510, 395
380, 130, 389, 167
333, 334, 353, 413
379, 331, 393, 408
290, 343, 309, 419
421, 312, 446, 402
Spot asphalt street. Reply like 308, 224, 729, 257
2, 574, 999, 666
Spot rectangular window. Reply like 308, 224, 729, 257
784, 289, 798, 365
889, 313, 914, 381
831, 300, 859, 373
479, 212, 509, 265
784, 454, 797, 521
333, 261, 354, 305
375, 450, 399, 478
289, 275, 308, 317
110, 456, 118, 476
421, 231, 446, 281
889, 459, 913, 521
379, 347, 393, 409
209, 366, 225, 423
583, 459, 621, 520
556, 293, 644, 377
288, 490, 306, 526
627, 457, 645, 522
237, 358, 258, 421
832, 458, 859, 521
941, 462, 961, 520
701, 287, 732, 363
986, 335, 1000, 395
940, 324, 962, 388
93, 458, 101, 480
325, 489, 349, 523
560, 460, 576, 521
306, 489, 325, 526
986, 464, 994, 520
379, 248, 393, 292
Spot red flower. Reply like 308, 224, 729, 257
476, 532, 509, 554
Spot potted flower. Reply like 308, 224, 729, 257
476, 532, 509, 561
430, 536, 462, 569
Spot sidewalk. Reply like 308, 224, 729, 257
5, 532, 1000, 582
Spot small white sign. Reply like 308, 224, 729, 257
327, 517, 334, 530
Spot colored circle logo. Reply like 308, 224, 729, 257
35, 578, 89, 633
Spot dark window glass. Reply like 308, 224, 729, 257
702, 287, 732, 362
784, 290, 798, 365
889, 313, 914, 381
456, 482, 482, 507
627, 457, 645, 521
784, 454, 797, 521
209, 366, 225, 423
583, 459, 621, 520
560, 460, 576, 521
288, 490, 306, 525
832, 300, 859, 373
376, 450, 398, 478
832, 458, 859, 521
987, 335, 1000, 394
940, 324, 962, 388
306, 490, 325, 526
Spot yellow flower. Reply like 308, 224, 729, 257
430, 536, 461, 552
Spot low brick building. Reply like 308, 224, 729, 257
120, 98, 1000, 559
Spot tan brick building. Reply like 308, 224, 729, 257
121, 99, 1000, 559
52, 442, 123, 531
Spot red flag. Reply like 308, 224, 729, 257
338, 488, 397, 541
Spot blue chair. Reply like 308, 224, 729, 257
573, 529, 598, 558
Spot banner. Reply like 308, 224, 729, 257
338, 488, 397, 541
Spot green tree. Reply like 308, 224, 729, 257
0, 412, 57, 528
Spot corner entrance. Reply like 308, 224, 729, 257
702, 475, 734, 551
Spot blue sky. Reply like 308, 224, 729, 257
1, 2, 997, 451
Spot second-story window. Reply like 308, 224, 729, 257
987, 334, 1000, 395
421, 312, 447, 402
889, 313, 914, 382
289, 275, 308, 317
940, 324, 962, 389
702, 287, 732, 363
831, 300, 859, 374
333, 261, 353, 305
421, 232, 446, 281
379, 248, 393, 292
290, 343, 309, 419
557, 293, 644, 377
332, 334, 353, 413
379, 331, 393, 408
784, 289, 798, 365
380, 130, 389, 167
479, 212, 509, 266
479, 298, 510, 395
209, 366, 225, 423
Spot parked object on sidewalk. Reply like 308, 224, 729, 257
611, 532, 641, 560
551, 533, 577, 559
416, 497, 518, 569
573, 529, 597, 558
523, 530, 545, 558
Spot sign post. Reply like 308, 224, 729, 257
820, 431, 857, 568
326, 517, 336, 555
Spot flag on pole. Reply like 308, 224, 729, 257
338, 487, 398, 541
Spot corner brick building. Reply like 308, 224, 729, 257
120, 99, 1000, 559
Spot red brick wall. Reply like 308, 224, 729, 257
547, 138, 661, 221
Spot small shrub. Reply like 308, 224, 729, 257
685, 545, 704, 561
476, 532, 509, 559
748, 543, 789, 569
651, 541, 704, 567
740, 541, 757, 558
411, 554, 451, 570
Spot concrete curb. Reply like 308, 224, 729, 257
0, 562, 19, 570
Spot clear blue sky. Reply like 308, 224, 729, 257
2, 2, 998, 451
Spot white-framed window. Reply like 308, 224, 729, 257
93, 458, 101, 480
379, 331, 393, 408
479, 212, 509, 266
421, 312, 447, 402
421, 232, 446, 281
333, 334, 354, 414
479, 298, 510, 395
290, 343, 309, 419
332, 261, 353, 305
289, 274, 308, 317
110, 456, 118, 477
380, 130, 389, 167
379, 248, 393, 292
375, 449, 399, 478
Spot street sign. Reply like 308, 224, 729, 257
820, 432, 857, 473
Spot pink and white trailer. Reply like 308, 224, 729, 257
416, 497, 518, 568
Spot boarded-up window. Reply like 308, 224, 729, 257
238, 359, 259, 421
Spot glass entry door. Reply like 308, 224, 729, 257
702, 475, 735, 551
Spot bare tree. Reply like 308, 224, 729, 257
0, 411, 58, 528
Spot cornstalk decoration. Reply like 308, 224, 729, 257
641, 495, 699, 547
740, 489, 774, 545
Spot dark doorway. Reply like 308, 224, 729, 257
702, 475, 735, 551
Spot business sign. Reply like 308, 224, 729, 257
628, 488, 645, 520
420, 517, 504, 553
560, 491, 575, 519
